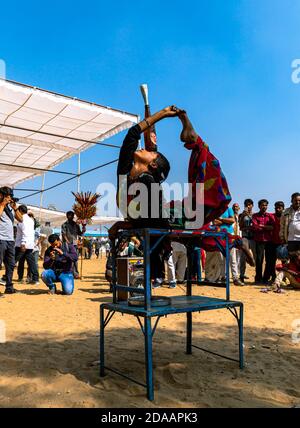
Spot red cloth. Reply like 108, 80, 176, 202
200, 232, 243, 252
183, 135, 235, 251
184, 135, 232, 226
276, 260, 300, 283
201, 249, 206, 269
170, 227, 242, 252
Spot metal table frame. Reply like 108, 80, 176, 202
100, 228, 244, 401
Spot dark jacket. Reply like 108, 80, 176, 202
43, 243, 78, 274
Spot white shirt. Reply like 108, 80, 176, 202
288, 209, 300, 241
234, 213, 242, 237
15, 214, 35, 250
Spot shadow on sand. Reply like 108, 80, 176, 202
0, 318, 299, 407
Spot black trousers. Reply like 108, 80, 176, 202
263, 243, 279, 282
15, 247, 39, 282
73, 245, 79, 276
255, 242, 276, 282
0, 240, 15, 290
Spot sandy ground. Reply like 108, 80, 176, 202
0, 256, 299, 408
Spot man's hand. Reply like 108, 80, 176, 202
138, 106, 184, 133
163, 106, 184, 118
10, 201, 18, 211
55, 248, 64, 256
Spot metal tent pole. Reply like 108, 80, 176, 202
77, 153, 81, 193
77, 152, 83, 278
39, 174, 45, 222
100, 225, 102, 259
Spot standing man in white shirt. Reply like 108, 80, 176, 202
280, 192, 300, 253
15, 205, 39, 285
231, 203, 243, 285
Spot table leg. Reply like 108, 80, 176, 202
239, 304, 244, 369
100, 305, 105, 376
144, 316, 154, 401
186, 312, 192, 354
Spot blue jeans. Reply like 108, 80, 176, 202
41, 269, 74, 295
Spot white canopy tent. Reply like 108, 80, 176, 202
27, 205, 123, 228
0, 78, 138, 187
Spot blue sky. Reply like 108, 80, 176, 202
1, 0, 299, 214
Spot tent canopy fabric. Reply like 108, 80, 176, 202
27, 205, 123, 228
0, 79, 138, 187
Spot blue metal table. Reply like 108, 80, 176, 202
100, 228, 244, 401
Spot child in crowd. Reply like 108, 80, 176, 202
272, 250, 300, 293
